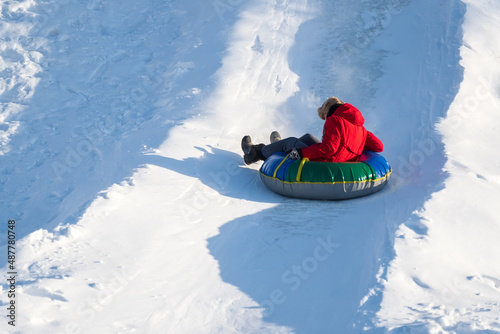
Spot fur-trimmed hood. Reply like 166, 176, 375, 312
317, 96, 344, 120
330, 103, 365, 126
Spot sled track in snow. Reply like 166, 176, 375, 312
4, 0, 499, 333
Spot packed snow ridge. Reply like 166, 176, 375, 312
1, 0, 500, 333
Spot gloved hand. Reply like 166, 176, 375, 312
288, 148, 301, 160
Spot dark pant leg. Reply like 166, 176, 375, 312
261, 133, 319, 159
298, 133, 321, 146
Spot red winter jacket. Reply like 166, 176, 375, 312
300, 103, 383, 162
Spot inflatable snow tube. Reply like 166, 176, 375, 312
259, 151, 391, 200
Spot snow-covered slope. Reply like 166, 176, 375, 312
376, 0, 500, 331
1, 0, 499, 333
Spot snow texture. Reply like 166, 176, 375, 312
1, 0, 500, 333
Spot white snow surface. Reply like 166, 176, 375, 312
1, 0, 500, 333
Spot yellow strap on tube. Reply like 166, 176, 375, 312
273, 154, 290, 178
296, 158, 309, 182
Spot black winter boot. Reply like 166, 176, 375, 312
270, 131, 281, 143
241, 135, 253, 155
241, 136, 265, 165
